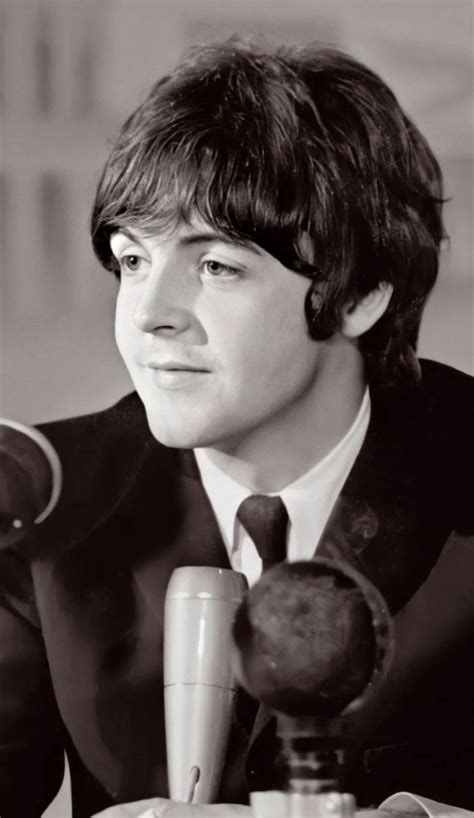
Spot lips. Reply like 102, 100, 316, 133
145, 361, 210, 390
145, 360, 210, 373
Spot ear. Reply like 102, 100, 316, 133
341, 282, 393, 339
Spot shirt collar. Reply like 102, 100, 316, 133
194, 448, 253, 550
281, 387, 370, 558
194, 388, 370, 553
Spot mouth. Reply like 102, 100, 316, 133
146, 360, 210, 373
145, 362, 210, 390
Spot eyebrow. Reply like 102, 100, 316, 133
111, 228, 262, 255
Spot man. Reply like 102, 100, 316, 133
0, 38, 472, 818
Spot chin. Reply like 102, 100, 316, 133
145, 414, 216, 450
146, 420, 197, 449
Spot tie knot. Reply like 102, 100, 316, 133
236, 494, 288, 570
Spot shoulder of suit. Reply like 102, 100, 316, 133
416, 359, 473, 447
31, 392, 178, 554
370, 358, 473, 532
36, 390, 177, 481
37, 391, 150, 452
418, 357, 473, 403
371, 358, 473, 431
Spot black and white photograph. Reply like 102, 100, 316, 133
0, 2, 472, 817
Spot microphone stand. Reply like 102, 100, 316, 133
251, 714, 355, 818
232, 558, 394, 818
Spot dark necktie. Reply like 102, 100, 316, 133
236, 494, 288, 571
234, 494, 289, 737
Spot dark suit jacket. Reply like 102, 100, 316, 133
0, 360, 472, 818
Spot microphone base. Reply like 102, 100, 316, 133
250, 790, 355, 818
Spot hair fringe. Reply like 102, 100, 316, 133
91, 37, 445, 386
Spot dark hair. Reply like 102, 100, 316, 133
91, 37, 444, 385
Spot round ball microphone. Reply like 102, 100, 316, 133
233, 558, 392, 718
0, 419, 62, 547
232, 558, 393, 808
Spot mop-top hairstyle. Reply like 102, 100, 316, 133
91, 37, 444, 385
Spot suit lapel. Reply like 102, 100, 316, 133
246, 380, 450, 769
320, 382, 451, 615
54, 442, 232, 800
130, 446, 231, 619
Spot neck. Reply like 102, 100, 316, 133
204, 340, 367, 492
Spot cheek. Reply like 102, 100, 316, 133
218, 307, 310, 395
114, 293, 137, 362
247, 297, 308, 363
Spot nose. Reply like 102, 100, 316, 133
133, 258, 193, 336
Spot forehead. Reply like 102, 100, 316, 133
109, 215, 262, 255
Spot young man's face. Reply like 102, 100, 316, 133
112, 217, 331, 452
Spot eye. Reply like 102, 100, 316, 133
201, 259, 240, 279
119, 254, 145, 274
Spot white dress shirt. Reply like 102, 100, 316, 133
194, 389, 370, 587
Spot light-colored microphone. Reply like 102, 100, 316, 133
164, 566, 248, 804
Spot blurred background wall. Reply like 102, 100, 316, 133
0, 0, 473, 426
